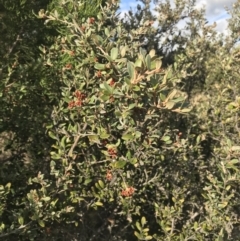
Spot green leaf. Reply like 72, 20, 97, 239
105, 27, 110, 37
95, 201, 103, 206
127, 62, 135, 79
111, 160, 126, 169
18, 216, 24, 225
97, 13, 103, 20
88, 135, 100, 144
135, 131, 141, 138
136, 221, 142, 231
48, 131, 58, 141
84, 178, 92, 185
145, 55, 151, 70
166, 89, 177, 100
111, 47, 118, 60
161, 136, 170, 141
50, 161, 56, 167
135, 59, 143, 68
98, 180, 105, 189
180, 108, 191, 113
228, 159, 239, 164
122, 133, 134, 141
60, 136, 66, 148
155, 58, 162, 70
165, 101, 175, 109
100, 82, 113, 94
149, 49, 155, 58
41, 196, 51, 202
218, 201, 228, 209
141, 216, 147, 226
130, 158, 138, 165
160, 93, 166, 101
120, 46, 127, 57
145, 235, 153, 240
94, 63, 106, 70
38, 220, 45, 227
172, 96, 185, 103
231, 146, 240, 151
134, 231, 141, 239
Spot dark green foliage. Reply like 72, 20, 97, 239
1, 0, 240, 240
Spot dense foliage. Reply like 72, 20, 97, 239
1, 0, 240, 240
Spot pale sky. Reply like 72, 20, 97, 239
120, 0, 236, 34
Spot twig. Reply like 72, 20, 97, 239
5, 28, 23, 58
0, 221, 32, 238
68, 123, 88, 157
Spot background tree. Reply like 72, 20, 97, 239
0, 0, 107, 240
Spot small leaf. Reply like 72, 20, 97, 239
136, 221, 142, 231
231, 146, 240, 151
228, 159, 239, 164
149, 49, 155, 58
141, 216, 147, 226
166, 89, 178, 101
180, 108, 191, 113
95, 201, 103, 206
165, 101, 175, 109
100, 82, 113, 94
105, 27, 110, 37
135, 131, 141, 138
155, 58, 162, 70
218, 201, 228, 209
41, 196, 51, 202
84, 178, 92, 185
18, 216, 24, 225
94, 63, 106, 70
160, 93, 166, 101
145, 55, 151, 70
38, 220, 45, 227
134, 231, 141, 239
98, 180, 105, 189
120, 46, 127, 57
50, 160, 56, 167
161, 136, 170, 142
97, 13, 103, 20
194, 222, 198, 230
172, 96, 185, 103
135, 59, 142, 68
122, 133, 134, 141
48, 131, 58, 141
145, 236, 153, 240
111, 47, 118, 60
88, 135, 100, 144
111, 160, 126, 168
127, 62, 135, 79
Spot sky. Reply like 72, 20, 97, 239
119, 0, 236, 34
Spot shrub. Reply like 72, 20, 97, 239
1, 0, 240, 240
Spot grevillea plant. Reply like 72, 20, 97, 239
34, 1, 194, 240
3, 0, 240, 241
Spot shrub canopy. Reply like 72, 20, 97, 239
1, 0, 240, 240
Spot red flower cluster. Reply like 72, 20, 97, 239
65, 63, 72, 70
107, 147, 117, 158
69, 51, 75, 56
80, 25, 86, 32
106, 170, 113, 181
109, 79, 115, 86
68, 90, 86, 109
96, 70, 102, 78
109, 95, 114, 103
89, 17, 95, 24
121, 187, 135, 197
